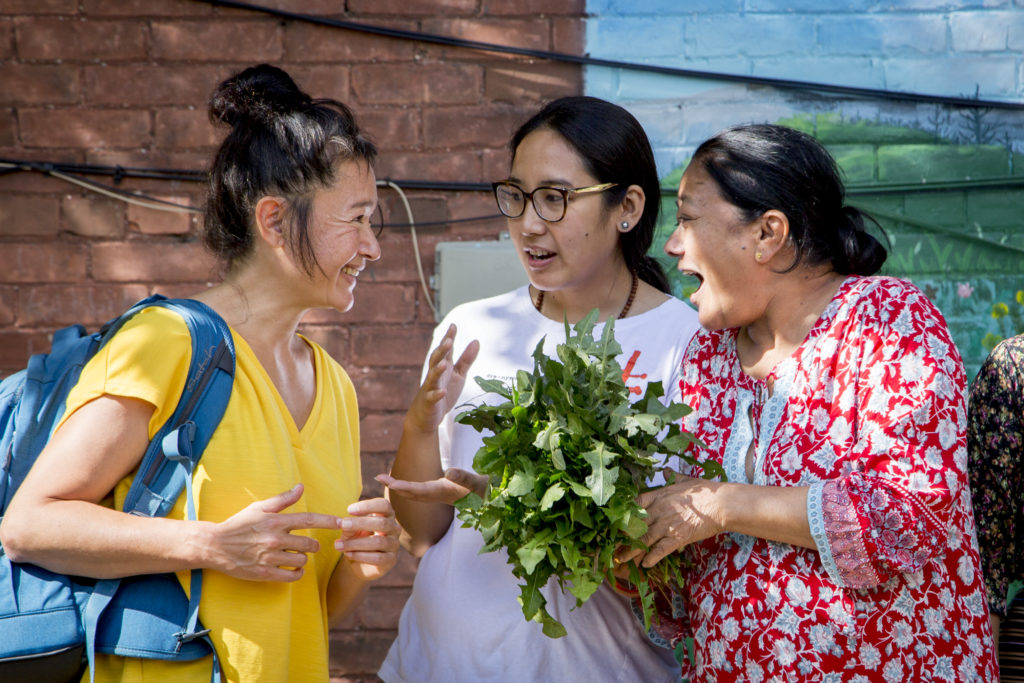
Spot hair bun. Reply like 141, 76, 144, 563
209, 63, 311, 127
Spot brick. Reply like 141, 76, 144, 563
747, 0, 870, 8
952, 11, 1024, 51
813, 114, 936, 145
0, 20, 12, 61
289, 65, 351, 104
965, 189, 1024, 231
328, 630, 395, 676
346, 282, 417, 323
154, 109, 221, 150
420, 17, 552, 52
0, 64, 80, 106
15, 17, 147, 61
19, 284, 150, 326
0, 331, 48, 375
485, 63, 580, 104
91, 240, 216, 282
483, 0, 584, 15
351, 63, 483, 106
884, 56, 1017, 101
0, 107, 15, 147
151, 20, 282, 62
590, 17, 687, 59
904, 191, 967, 230
61, 192, 125, 237
818, 15, 947, 55
358, 411, 405, 452
296, 324, 350, 365
283, 21, 416, 63
127, 198, 198, 235
79, 0, 213, 15
752, 56, 886, 91
350, 325, 433, 368
878, 144, 1009, 183
589, 0, 739, 11
20, 109, 151, 149
374, 150, 482, 184
354, 106, 420, 151
375, 546, 419, 588
84, 64, 225, 107
0, 285, 15, 325
422, 106, 522, 150
356, 586, 410, 629
347, 0, 478, 14
0, 0, 76, 13
349, 366, 420, 411
0, 195, 61, 236
379, 194, 448, 234
551, 17, 585, 57
829, 145, 876, 184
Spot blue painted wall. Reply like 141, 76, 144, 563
583, 1, 1024, 377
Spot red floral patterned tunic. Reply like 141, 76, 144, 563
668, 276, 997, 682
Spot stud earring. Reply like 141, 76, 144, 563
620, 221, 630, 232
755, 251, 763, 261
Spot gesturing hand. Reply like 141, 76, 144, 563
209, 483, 344, 582
406, 324, 480, 434
335, 497, 401, 582
376, 467, 488, 506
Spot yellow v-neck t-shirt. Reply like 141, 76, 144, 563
61, 306, 362, 683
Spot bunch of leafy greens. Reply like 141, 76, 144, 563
453, 310, 719, 638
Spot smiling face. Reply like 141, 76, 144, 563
302, 159, 381, 312
505, 127, 627, 302
664, 162, 762, 330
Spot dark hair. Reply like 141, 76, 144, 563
205, 63, 377, 275
691, 123, 886, 276
509, 96, 670, 293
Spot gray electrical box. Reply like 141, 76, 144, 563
433, 238, 530, 321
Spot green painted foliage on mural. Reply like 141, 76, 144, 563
653, 112, 1024, 377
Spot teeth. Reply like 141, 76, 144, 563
342, 266, 360, 277
526, 247, 554, 258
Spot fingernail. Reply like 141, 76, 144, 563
340, 518, 353, 530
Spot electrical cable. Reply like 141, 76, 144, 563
384, 179, 438, 319
197, 0, 1024, 112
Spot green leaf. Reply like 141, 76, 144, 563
539, 482, 566, 511
583, 445, 619, 506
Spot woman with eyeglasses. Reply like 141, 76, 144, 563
376, 96, 700, 682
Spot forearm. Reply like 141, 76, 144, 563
1, 497, 211, 578
719, 482, 816, 550
388, 419, 455, 554
325, 556, 371, 625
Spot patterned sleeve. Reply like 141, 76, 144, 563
967, 335, 1024, 616
809, 282, 970, 588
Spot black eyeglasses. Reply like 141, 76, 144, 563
491, 181, 618, 223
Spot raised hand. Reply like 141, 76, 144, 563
406, 324, 480, 434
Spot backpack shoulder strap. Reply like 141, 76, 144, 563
83, 296, 233, 683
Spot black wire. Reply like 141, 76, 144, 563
198, 0, 1024, 112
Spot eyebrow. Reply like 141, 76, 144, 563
506, 176, 577, 188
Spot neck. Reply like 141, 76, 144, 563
533, 266, 638, 324
194, 270, 307, 354
739, 269, 848, 379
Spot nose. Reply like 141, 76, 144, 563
362, 226, 382, 262
664, 223, 684, 258
515, 198, 549, 236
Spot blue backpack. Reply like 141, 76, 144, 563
0, 295, 235, 683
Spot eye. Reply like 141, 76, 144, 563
537, 188, 564, 205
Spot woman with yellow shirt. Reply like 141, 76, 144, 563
0, 64, 400, 682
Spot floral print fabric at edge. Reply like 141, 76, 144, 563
667, 276, 997, 682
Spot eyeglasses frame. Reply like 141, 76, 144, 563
491, 180, 619, 223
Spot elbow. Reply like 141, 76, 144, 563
0, 512, 34, 564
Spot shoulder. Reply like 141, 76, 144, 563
440, 286, 531, 325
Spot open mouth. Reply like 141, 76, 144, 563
342, 265, 361, 278
524, 247, 555, 262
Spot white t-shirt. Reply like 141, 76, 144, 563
379, 286, 701, 683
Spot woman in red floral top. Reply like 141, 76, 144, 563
619, 124, 998, 681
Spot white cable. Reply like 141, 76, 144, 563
382, 179, 437, 319
0, 162, 200, 213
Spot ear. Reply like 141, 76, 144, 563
753, 209, 790, 263
615, 184, 646, 233
253, 196, 287, 248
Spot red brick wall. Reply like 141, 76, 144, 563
0, 1, 583, 679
